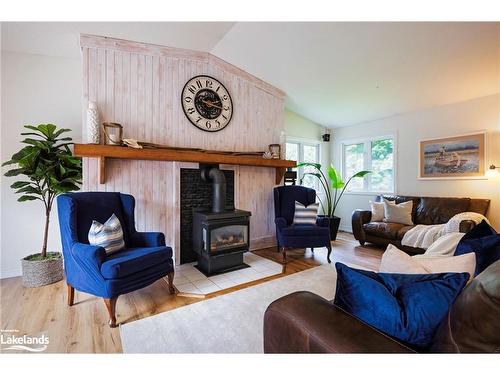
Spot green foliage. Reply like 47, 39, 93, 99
3, 124, 82, 257
371, 139, 393, 160
298, 162, 370, 217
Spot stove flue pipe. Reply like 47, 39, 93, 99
200, 165, 226, 213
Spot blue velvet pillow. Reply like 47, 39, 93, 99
333, 263, 468, 348
462, 220, 497, 240
455, 221, 500, 276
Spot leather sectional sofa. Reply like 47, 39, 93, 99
352, 195, 490, 254
263, 260, 500, 353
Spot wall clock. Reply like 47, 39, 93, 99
181, 75, 233, 132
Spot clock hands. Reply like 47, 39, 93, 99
201, 99, 223, 110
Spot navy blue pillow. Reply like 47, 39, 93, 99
455, 223, 500, 276
462, 219, 497, 240
333, 263, 468, 348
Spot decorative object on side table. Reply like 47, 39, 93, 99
86, 101, 100, 144
102, 122, 123, 146
269, 144, 281, 159
2, 124, 82, 287
419, 132, 485, 179
297, 163, 370, 240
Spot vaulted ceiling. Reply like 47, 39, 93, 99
2, 22, 499, 127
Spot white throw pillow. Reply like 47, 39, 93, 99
370, 201, 385, 222
380, 244, 476, 281
383, 199, 413, 226
293, 201, 319, 225
88, 214, 125, 255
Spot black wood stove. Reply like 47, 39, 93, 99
192, 165, 251, 276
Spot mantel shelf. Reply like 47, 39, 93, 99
74, 144, 296, 185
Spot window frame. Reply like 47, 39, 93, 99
340, 134, 397, 195
286, 136, 322, 192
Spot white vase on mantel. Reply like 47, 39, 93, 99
86, 101, 100, 144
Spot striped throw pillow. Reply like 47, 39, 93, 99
88, 214, 125, 255
293, 201, 319, 225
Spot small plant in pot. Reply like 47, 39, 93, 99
298, 163, 370, 240
3, 124, 81, 288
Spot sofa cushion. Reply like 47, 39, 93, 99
380, 244, 476, 281
100, 246, 173, 279
363, 222, 405, 240
455, 221, 500, 276
415, 197, 471, 225
431, 260, 500, 353
397, 225, 415, 240
334, 262, 469, 348
383, 199, 413, 226
378, 195, 421, 223
282, 224, 329, 237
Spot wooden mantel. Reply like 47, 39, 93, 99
74, 144, 296, 185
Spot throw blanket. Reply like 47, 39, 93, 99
401, 212, 488, 250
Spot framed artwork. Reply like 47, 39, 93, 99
419, 132, 486, 179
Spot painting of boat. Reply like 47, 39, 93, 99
419, 132, 485, 179
434, 156, 468, 169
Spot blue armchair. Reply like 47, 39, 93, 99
274, 186, 332, 263
57, 192, 174, 327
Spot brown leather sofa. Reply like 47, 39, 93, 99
263, 260, 500, 353
352, 195, 490, 254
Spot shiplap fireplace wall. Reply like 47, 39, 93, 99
80, 35, 285, 264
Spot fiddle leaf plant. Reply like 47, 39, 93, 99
298, 162, 370, 217
2, 124, 82, 258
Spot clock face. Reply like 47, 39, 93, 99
181, 75, 233, 132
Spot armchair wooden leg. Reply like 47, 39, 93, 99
166, 271, 175, 295
103, 297, 118, 328
67, 284, 74, 306
327, 243, 332, 263
281, 247, 287, 263
311, 247, 314, 253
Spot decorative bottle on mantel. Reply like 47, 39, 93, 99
86, 101, 100, 144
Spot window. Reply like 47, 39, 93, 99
342, 136, 395, 193
286, 139, 321, 190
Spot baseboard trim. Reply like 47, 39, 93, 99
339, 224, 352, 233
250, 235, 276, 250
1, 266, 22, 279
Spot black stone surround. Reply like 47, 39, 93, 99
180, 168, 234, 264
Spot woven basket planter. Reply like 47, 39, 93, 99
21, 253, 63, 288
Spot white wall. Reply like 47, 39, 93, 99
1, 51, 82, 278
284, 108, 331, 169
332, 94, 500, 232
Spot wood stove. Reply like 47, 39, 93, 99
192, 165, 251, 276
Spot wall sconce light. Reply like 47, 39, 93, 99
486, 164, 499, 178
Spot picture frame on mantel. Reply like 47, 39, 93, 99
418, 131, 486, 180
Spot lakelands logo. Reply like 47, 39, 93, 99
0, 329, 49, 352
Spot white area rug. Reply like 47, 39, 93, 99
120, 264, 337, 353
174, 252, 283, 295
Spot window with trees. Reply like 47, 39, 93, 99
342, 136, 395, 193
286, 139, 321, 190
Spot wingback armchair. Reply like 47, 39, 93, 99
273, 186, 332, 263
57, 192, 175, 327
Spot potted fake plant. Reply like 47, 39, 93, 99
3, 124, 82, 287
298, 163, 370, 240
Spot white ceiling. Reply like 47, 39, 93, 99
0, 22, 235, 59
2, 22, 499, 127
